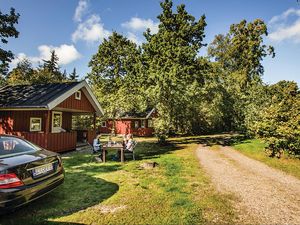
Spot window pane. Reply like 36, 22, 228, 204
53, 113, 62, 128
30, 118, 41, 131
148, 120, 153, 128
0, 136, 37, 157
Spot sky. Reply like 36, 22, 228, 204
1, 0, 300, 84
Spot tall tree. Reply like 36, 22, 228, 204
208, 19, 275, 130
0, 8, 20, 82
69, 67, 79, 81
7, 58, 33, 85
88, 32, 145, 123
33, 50, 65, 83
142, 0, 206, 141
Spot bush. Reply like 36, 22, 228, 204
253, 81, 300, 158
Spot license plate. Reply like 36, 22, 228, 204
32, 163, 54, 177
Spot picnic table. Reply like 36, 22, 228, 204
102, 142, 124, 163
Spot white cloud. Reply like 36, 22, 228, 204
126, 32, 142, 45
121, 17, 159, 34
269, 20, 300, 42
74, 0, 88, 22
72, 14, 110, 43
11, 53, 28, 67
269, 8, 300, 25
11, 44, 81, 67
269, 8, 300, 42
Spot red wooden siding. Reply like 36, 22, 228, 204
0, 131, 77, 153
23, 132, 77, 152
0, 110, 77, 152
57, 88, 95, 112
61, 112, 72, 131
99, 119, 154, 137
0, 111, 47, 133
0, 111, 73, 134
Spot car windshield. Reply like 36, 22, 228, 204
0, 136, 38, 158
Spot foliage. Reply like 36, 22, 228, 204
7, 58, 33, 85
88, 32, 147, 121
252, 81, 300, 157
142, 0, 206, 141
208, 19, 275, 131
69, 67, 79, 81
0, 8, 19, 77
6, 51, 69, 85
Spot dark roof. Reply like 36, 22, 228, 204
118, 107, 155, 118
0, 82, 80, 108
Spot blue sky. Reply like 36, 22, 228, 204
1, 0, 300, 84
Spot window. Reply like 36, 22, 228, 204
101, 121, 107, 127
134, 121, 139, 128
30, 117, 42, 132
52, 111, 62, 133
75, 91, 81, 100
141, 120, 146, 128
148, 119, 153, 128
0, 136, 38, 158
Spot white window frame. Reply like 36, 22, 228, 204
101, 121, 107, 127
141, 120, 146, 128
134, 121, 139, 128
52, 111, 62, 133
75, 91, 81, 100
148, 119, 153, 128
30, 117, 42, 132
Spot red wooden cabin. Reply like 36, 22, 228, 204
0, 81, 103, 152
100, 108, 155, 137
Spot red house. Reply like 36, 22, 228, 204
0, 81, 103, 152
100, 108, 155, 137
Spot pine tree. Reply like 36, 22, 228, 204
34, 50, 64, 83
69, 67, 79, 81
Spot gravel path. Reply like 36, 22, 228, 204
196, 145, 300, 225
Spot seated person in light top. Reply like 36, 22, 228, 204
93, 134, 101, 153
125, 134, 134, 152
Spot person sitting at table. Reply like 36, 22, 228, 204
125, 134, 134, 152
92, 133, 101, 154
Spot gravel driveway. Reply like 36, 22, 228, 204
197, 145, 300, 225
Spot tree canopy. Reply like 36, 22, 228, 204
0, 8, 19, 82
88, 32, 145, 120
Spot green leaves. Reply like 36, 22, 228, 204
0, 8, 20, 76
142, 0, 207, 139
253, 81, 300, 157
88, 32, 146, 119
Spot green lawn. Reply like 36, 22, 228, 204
233, 139, 300, 179
0, 137, 236, 225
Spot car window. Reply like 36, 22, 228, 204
0, 136, 38, 158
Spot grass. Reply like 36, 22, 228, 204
0, 136, 236, 225
233, 139, 300, 179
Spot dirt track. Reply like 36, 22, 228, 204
196, 145, 300, 225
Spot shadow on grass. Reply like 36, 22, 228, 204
0, 154, 120, 225
128, 134, 246, 162
134, 142, 183, 160
169, 133, 247, 147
